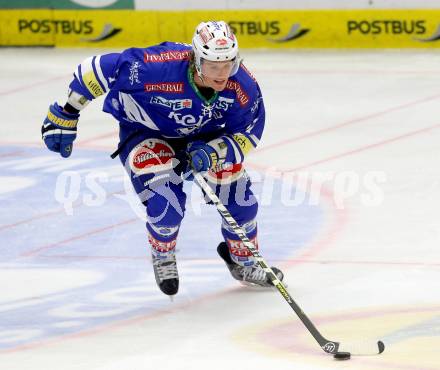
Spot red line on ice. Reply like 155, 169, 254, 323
20, 218, 138, 257
253, 92, 440, 155
0, 75, 70, 97
273, 123, 440, 173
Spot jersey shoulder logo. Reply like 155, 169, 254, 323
225, 80, 250, 107
143, 50, 191, 63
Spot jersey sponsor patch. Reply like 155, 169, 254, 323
225, 80, 250, 107
216, 96, 235, 111
82, 70, 105, 97
206, 163, 244, 185
76, 55, 108, 98
143, 50, 191, 63
150, 96, 192, 111
145, 83, 184, 93
128, 138, 175, 175
232, 134, 256, 156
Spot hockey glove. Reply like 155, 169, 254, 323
188, 140, 219, 173
42, 102, 79, 158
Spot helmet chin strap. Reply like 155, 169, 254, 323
199, 73, 207, 86
194, 67, 209, 88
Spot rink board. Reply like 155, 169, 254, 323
1, 9, 440, 48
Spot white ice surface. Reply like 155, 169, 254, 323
0, 48, 439, 369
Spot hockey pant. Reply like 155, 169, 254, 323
116, 125, 259, 267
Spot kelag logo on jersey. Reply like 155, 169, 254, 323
168, 111, 211, 135
150, 96, 192, 111
167, 97, 234, 136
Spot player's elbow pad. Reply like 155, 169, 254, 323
67, 89, 90, 111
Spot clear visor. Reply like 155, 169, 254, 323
200, 57, 240, 79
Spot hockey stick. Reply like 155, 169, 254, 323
193, 171, 385, 356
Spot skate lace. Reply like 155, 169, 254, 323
153, 255, 178, 280
242, 265, 266, 282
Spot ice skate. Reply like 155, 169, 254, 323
152, 251, 179, 296
217, 242, 284, 287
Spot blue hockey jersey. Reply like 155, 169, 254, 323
69, 42, 265, 164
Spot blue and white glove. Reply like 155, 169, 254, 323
42, 102, 79, 158
188, 140, 219, 173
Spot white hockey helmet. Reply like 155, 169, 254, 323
192, 21, 241, 77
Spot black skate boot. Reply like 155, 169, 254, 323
152, 252, 179, 295
217, 242, 284, 287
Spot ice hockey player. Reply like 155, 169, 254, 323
41, 20, 284, 296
